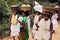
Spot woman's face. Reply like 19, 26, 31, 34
53, 11, 57, 15
44, 16, 49, 21
13, 11, 16, 15
22, 12, 26, 16
36, 12, 40, 15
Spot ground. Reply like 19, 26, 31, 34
1, 21, 60, 40
52, 21, 60, 40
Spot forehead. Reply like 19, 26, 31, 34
44, 15, 48, 17
44, 14, 50, 17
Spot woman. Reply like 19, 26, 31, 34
38, 14, 53, 40
51, 10, 58, 33
10, 10, 20, 40
22, 11, 30, 40
32, 11, 42, 40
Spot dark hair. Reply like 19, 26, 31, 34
16, 10, 25, 15
35, 11, 41, 14
54, 10, 58, 13
44, 14, 51, 18
44, 12, 52, 18
24, 11, 30, 16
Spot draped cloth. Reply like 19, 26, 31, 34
38, 18, 50, 40
11, 15, 20, 37
11, 15, 18, 26
23, 17, 29, 40
32, 15, 41, 40
51, 14, 58, 30
34, 1, 43, 13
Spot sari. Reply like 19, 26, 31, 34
23, 17, 29, 40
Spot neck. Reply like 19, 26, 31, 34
14, 14, 16, 16
44, 19, 49, 21
36, 14, 40, 16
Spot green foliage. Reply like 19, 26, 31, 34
4, 0, 18, 6
0, 18, 9, 29
0, 0, 10, 33
0, 0, 12, 15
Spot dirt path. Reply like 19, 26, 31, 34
52, 21, 60, 40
